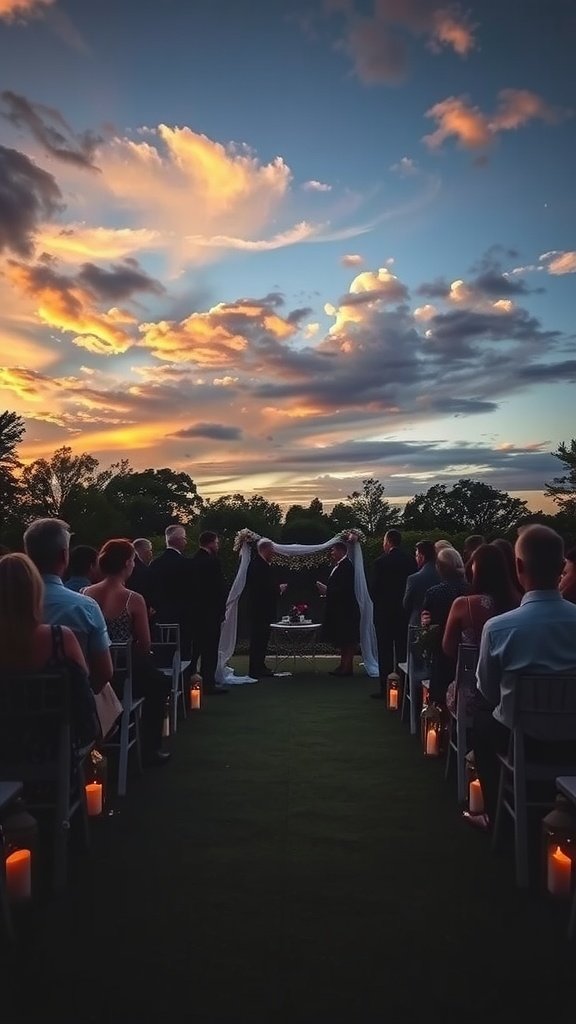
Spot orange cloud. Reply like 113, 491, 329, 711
0, 0, 53, 21
37, 224, 162, 262
341, 254, 364, 267
424, 89, 569, 151
540, 250, 576, 275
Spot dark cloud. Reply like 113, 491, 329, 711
0, 145, 62, 255
1, 91, 101, 171
169, 423, 243, 441
77, 260, 165, 301
337, 282, 409, 307
417, 277, 450, 298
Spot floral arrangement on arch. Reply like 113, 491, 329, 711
233, 528, 262, 552
340, 528, 366, 544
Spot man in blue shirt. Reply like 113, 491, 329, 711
65, 544, 99, 593
472, 525, 576, 826
23, 518, 112, 694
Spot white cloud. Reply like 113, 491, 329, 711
390, 157, 417, 176
340, 253, 364, 267
302, 179, 332, 192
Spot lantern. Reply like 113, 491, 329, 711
542, 795, 576, 899
421, 703, 443, 757
162, 698, 170, 737
465, 752, 485, 812
89, 748, 108, 812
1, 802, 37, 903
386, 672, 400, 711
189, 677, 202, 710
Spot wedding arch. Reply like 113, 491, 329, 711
215, 528, 379, 684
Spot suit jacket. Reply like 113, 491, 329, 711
324, 557, 360, 645
189, 548, 227, 624
371, 548, 417, 626
246, 554, 278, 623
126, 556, 150, 604
403, 562, 441, 627
146, 548, 193, 645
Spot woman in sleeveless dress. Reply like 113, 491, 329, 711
83, 540, 171, 766
0, 552, 99, 749
443, 544, 520, 713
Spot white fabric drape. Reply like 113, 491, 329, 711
215, 534, 379, 684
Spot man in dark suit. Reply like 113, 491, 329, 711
370, 530, 417, 699
146, 524, 194, 658
246, 539, 287, 678
403, 539, 440, 627
316, 542, 360, 676
189, 531, 228, 694
126, 537, 153, 603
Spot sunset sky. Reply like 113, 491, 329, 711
0, 0, 574, 511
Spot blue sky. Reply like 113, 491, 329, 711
0, 0, 574, 510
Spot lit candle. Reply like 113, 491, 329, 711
6, 849, 32, 902
162, 714, 170, 737
469, 778, 484, 814
190, 687, 201, 710
547, 845, 572, 898
426, 728, 439, 756
85, 782, 103, 816
388, 689, 398, 710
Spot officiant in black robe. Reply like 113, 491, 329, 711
317, 542, 360, 676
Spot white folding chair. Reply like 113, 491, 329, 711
400, 625, 429, 735
444, 644, 479, 802
104, 643, 144, 797
150, 640, 180, 734
154, 623, 189, 732
492, 674, 576, 887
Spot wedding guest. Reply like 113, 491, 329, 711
189, 531, 229, 694
422, 547, 469, 705
0, 553, 99, 747
471, 526, 576, 829
23, 518, 112, 694
443, 544, 520, 713
403, 540, 440, 627
126, 537, 153, 602
462, 535, 485, 566
65, 545, 99, 593
370, 530, 416, 699
491, 538, 523, 597
246, 538, 287, 678
83, 539, 171, 766
560, 547, 576, 604
317, 542, 360, 677
435, 539, 453, 553
147, 525, 194, 659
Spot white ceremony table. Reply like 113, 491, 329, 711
269, 622, 322, 674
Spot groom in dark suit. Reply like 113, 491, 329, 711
246, 539, 287, 678
316, 542, 360, 676
189, 531, 228, 694
370, 529, 416, 698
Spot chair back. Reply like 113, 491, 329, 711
455, 644, 479, 694
0, 671, 72, 788
407, 624, 428, 677
154, 623, 180, 647
150, 641, 180, 673
110, 642, 133, 703
512, 674, 576, 742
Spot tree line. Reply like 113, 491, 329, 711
1, 411, 575, 558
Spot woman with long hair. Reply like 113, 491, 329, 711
490, 537, 523, 597
560, 547, 576, 604
0, 552, 98, 744
83, 540, 171, 766
443, 543, 520, 661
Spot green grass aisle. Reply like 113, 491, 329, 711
4, 667, 575, 1023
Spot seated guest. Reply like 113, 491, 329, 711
23, 518, 112, 694
462, 534, 485, 567
443, 544, 520, 712
83, 539, 172, 766
435, 539, 453, 553
491, 538, 523, 598
422, 547, 469, 705
403, 540, 440, 628
317, 542, 360, 676
560, 547, 576, 604
0, 552, 99, 748
65, 544, 99, 592
471, 526, 576, 829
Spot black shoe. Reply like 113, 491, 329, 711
370, 692, 385, 700
144, 750, 172, 767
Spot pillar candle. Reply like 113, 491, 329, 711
469, 778, 484, 814
162, 715, 170, 737
190, 687, 201, 710
426, 728, 439, 756
6, 849, 32, 902
388, 689, 398, 710
547, 845, 572, 898
85, 782, 103, 816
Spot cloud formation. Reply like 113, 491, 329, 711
302, 179, 332, 192
424, 89, 570, 151
170, 423, 243, 441
0, 145, 62, 255
1, 91, 101, 171
341, 253, 364, 267
0, 0, 53, 22
540, 251, 576, 276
